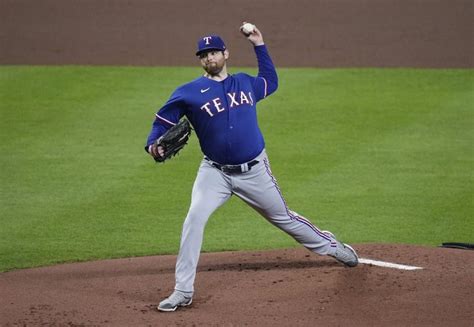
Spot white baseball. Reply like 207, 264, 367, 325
241, 23, 255, 35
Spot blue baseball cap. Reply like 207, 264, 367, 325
196, 35, 226, 56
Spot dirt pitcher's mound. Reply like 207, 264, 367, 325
1, 244, 473, 326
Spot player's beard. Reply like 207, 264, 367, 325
203, 60, 225, 76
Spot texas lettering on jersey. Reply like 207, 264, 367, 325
200, 91, 254, 117
146, 45, 278, 164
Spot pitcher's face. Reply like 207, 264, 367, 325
199, 50, 229, 76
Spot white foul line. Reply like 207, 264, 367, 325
359, 258, 423, 271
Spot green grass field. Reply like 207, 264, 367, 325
1, 66, 472, 272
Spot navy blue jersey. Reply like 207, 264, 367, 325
145, 45, 278, 165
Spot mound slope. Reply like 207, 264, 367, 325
1, 244, 473, 326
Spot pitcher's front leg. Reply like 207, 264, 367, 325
174, 160, 232, 293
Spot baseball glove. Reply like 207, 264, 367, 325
153, 118, 192, 163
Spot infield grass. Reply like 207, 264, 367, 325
1, 66, 473, 271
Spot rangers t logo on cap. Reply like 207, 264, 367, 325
196, 35, 226, 56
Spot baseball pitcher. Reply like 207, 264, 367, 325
145, 22, 359, 312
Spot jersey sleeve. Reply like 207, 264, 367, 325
144, 88, 187, 151
252, 45, 278, 102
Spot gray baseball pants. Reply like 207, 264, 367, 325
174, 149, 337, 293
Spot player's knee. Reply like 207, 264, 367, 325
184, 208, 211, 228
